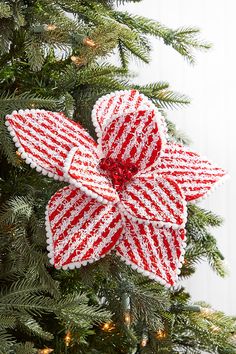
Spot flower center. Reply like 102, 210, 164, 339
99, 157, 138, 191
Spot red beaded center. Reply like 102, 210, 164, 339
99, 157, 138, 191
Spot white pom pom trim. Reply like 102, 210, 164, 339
45, 207, 55, 266
45, 203, 123, 270
5, 110, 66, 182
193, 174, 229, 204
116, 253, 172, 288
7, 108, 213, 286
45, 202, 186, 287
114, 214, 187, 288
92, 92, 228, 203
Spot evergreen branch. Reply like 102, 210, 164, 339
24, 35, 45, 71
0, 91, 58, 114
119, 38, 150, 63
149, 90, 190, 109
58, 63, 129, 91
0, 196, 34, 224
0, 2, 12, 18
76, 63, 129, 85
56, 292, 111, 329
0, 314, 16, 329
0, 329, 15, 354
118, 40, 131, 68
18, 314, 54, 340
171, 304, 236, 353
0, 278, 55, 315
0, 118, 19, 166
134, 83, 190, 108
198, 233, 226, 277
166, 119, 192, 145
13, 342, 37, 354
187, 204, 223, 240
113, 12, 211, 63
183, 205, 226, 277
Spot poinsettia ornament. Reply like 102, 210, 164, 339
5, 90, 226, 286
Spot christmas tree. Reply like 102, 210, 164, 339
0, 0, 235, 353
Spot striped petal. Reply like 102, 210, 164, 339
119, 175, 187, 228
116, 217, 186, 287
5, 109, 97, 181
46, 185, 123, 269
153, 143, 227, 202
64, 146, 119, 204
92, 89, 167, 137
99, 109, 164, 173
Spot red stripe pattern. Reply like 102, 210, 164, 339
5, 109, 97, 180
120, 175, 187, 228
46, 185, 123, 269
5, 91, 227, 287
66, 147, 119, 203
152, 143, 227, 201
115, 217, 186, 286
100, 110, 163, 172
92, 89, 167, 136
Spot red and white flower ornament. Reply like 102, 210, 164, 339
5, 90, 226, 287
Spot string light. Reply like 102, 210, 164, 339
101, 321, 116, 332
33, 24, 57, 33
124, 311, 131, 326
64, 330, 72, 347
83, 37, 96, 48
200, 307, 215, 316
122, 293, 131, 326
38, 349, 54, 354
140, 328, 149, 348
155, 329, 167, 340
140, 336, 148, 347
211, 325, 220, 333
70, 55, 84, 66
45, 24, 57, 31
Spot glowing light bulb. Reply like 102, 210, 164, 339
211, 325, 220, 333
156, 329, 167, 340
83, 37, 96, 47
101, 321, 116, 332
64, 330, 72, 347
38, 349, 54, 354
70, 56, 84, 66
200, 307, 214, 316
140, 337, 148, 347
124, 311, 131, 326
46, 24, 57, 31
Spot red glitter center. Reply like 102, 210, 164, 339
99, 157, 138, 191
